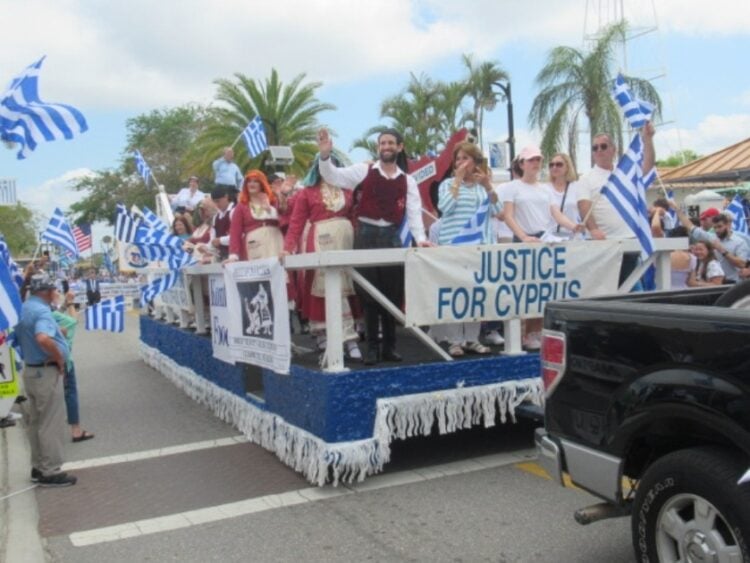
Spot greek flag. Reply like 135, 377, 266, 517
141, 206, 168, 231
41, 207, 79, 257
451, 197, 490, 245
0, 254, 22, 331
0, 234, 24, 290
728, 195, 749, 235
398, 215, 413, 247
134, 224, 184, 251
665, 189, 677, 231
140, 270, 180, 307
115, 204, 140, 243
85, 296, 125, 333
0, 56, 88, 160
133, 150, 152, 185
601, 133, 656, 258
612, 74, 654, 129
241, 116, 268, 158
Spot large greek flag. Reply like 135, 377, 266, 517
85, 296, 125, 332
41, 207, 79, 257
0, 254, 22, 331
140, 270, 180, 307
134, 224, 184, 251
728, 195, 749, 235
115, 204, 140, 243
241, 116, 268, 158
133, 150, 152, 185
141, 206, 168, 231
451, 197, 490, 245
0, 56, 88, 160
601, 134, 656, 258
612, 74, 654, 129
0, 234, 24, 290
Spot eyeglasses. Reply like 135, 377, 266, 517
592, 143, 609, 152
548, 161, 565, 168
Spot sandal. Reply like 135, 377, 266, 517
463, 341, 491, 354
72, 431, 95, 443
448, 343, 465, 357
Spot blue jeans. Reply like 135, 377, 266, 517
63, 360, 79, 425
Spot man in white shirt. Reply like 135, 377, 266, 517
317, 127, 430, 365
212, 148, 243, 193
171, 176, 205, 213
577, 125, 656, 285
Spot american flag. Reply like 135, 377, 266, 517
72, 223, 92, 253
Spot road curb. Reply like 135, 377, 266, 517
1, 418, 46, 563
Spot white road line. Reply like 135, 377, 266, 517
62, 436, 247, 471
68, 448, 536, 547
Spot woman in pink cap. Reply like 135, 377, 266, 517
502, 145, 582, 350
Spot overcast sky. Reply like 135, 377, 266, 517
2, 0, 749, 243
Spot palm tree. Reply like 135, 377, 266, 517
187, 69, 335, 176
529, 21, 662, 165
462, 54, 510, 148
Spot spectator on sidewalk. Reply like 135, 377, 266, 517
15, 274, 77, 487
84, 268, 101, 306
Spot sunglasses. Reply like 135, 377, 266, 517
548, 161, 565, 168
592, 143, 609, 152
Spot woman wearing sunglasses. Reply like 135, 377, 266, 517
546, 153, 580, 238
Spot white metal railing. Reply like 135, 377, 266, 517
170, 238, 687, 374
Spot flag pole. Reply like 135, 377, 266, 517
230, 129, 244, 150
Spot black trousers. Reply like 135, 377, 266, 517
354, 222, 404, 349
86, 290, 101, 306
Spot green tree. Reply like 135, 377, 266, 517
187, 69, 336, 177
528, 21, 662, 164
656, 149, 701, 167
70, 105, 209, 225
462, 54, 509, 148
0, 202, 38, 256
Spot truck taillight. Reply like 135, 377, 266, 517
541, 330, 566, 396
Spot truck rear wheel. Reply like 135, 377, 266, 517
631, 447, 750, 563
715, 280, 750, 310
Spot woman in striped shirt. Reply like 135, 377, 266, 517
436, 141, 502, 357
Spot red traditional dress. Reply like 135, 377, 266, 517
228, 202, 283, 261
284, 183, 359, 338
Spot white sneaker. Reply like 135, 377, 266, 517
484, 330, 505, 345
345, 341, 362, 360
523, 332, 541, 351
316, 335, 327, 351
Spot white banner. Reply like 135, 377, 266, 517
160, 272, 191, 310
224, 259, 291, 374
208, 273, 233, 365
404, 241, 623, 326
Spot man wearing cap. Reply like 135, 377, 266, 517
213, 147, 243, 194
209, 186, 235, 260
15, 274, 77, 487
316, 127, 430, 365
577, 126, 656, 285
171, 176, 205, 213
698, 207, 720, 232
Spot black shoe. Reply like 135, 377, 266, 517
381, 348, 402, 362
0, 417, 15, 428
31, 468, 42, 482
37, 472, 77, 487
364, 347, 379, 366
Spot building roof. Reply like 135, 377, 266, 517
660, 137, 750, 184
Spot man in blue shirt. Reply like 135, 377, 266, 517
212, 147, 243, 194
16, 274, 77, 487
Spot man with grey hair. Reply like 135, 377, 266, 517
15, 274, 77, 487
212, 147, 243, 194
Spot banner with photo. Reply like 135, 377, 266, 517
224, 259, 291, 374
404, 241, 623, 326
208, 273, 233, 365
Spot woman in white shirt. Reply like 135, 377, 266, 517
688, 240, 725, 286
545, 153, 580, 238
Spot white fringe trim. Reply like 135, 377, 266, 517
140, 343, 543, 486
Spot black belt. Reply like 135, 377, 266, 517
26, 361, 57, 368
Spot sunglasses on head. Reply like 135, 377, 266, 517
548, 161, 565, 168
592, 143, 609, 152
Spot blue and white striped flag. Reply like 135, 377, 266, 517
728, 195, 749, 235
134, 224, 184, 251
241, 116, 268, 158
141, 206, 168, 231
451, 197, 490, 245
601, 133, 656, 258
115, 204, 140, 243
0, 254, 23, 331
85, 295, 125, 332
398, 215, 413, 247
41, 207, 79, 258
133, 150, 152, 185
612, 74, 654, 129
140, 270, 180, 307
0, 234, 24, 290
0, 56, 88, 160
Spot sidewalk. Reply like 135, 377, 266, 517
1, 415, 46, 563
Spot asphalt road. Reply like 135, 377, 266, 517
27, 314, 635, 562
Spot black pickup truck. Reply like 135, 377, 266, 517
535, 283, 750, 562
